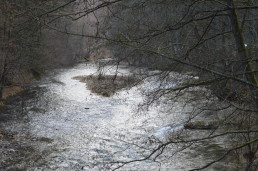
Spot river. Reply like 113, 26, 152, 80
0, 63, 238, 171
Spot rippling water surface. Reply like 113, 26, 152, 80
1, 63, 238, 171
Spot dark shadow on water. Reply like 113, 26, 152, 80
0, 86, 55, 171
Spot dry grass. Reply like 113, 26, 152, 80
2, 86, 24, 100
73, 75, 142, 97
0, 101, 4, 107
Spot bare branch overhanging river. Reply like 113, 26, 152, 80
0, 63, 238, 171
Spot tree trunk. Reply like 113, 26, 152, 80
227, 0, 258, 108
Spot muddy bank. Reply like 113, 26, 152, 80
0, 68, 42, 108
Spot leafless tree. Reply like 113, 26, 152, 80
2, 0, 258, 170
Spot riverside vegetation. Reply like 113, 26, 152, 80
73, 75, 142, 97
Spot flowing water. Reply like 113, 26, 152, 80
0, 63, 238, 171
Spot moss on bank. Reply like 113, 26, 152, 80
73, 75, 142, 97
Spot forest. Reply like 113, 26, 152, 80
0, 0, 258, 170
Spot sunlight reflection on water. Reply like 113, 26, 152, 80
2, 63, 238, 171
